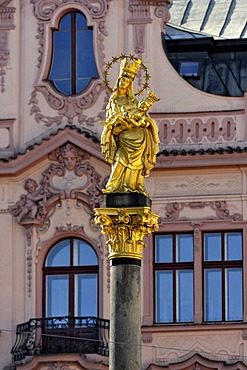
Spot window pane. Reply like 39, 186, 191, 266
46, 275, 68, 317
179, 61, 200, 76
49, 31, 71, 80
176, 270, 193, 322
76, 30, 98, 78
60, 13, 71, 30
204, 233, 221, 261
76, 29, 98, 93
205, 269, 222, 321
226, 268, 242, 320
76, 78, 91, 93
75, 274, 97, 316
76, 12, 87, 29
155, 235, 173, 263
73, 239, 98, 266
176, 234, 193, 262
46, 240, 70, 266
53, 80, 72, 95
225, 232, 242, 260
155, 271, 173, 323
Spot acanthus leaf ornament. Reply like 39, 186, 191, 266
94, 207, 159, 260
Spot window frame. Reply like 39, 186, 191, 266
48, 10, 99, 96
202, 230, 243, 322
152, 226, 244, 326
32, 2, 105, 123
42, 238, 99, 318
154, 233, 194, 324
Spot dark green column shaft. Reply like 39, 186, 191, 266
109, 260, 141, 370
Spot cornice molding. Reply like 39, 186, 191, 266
0, 126, 103, 175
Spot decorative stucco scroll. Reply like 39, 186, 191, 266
159, 201, 243, 225
0, 0, 15, 93
29, 0, 111, 125
191, 221, 203, 251
9, 142, 105, 227
25, 225, 34, 298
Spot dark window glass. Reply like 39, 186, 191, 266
179, 61, 200, 77
48, 11, 98, 95
155, 234, 194, 323
203, 231, 242, 322
43, 238, 98, 317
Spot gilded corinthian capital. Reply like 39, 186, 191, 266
94, 207, 159, 260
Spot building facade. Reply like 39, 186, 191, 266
1, 0, 247, 369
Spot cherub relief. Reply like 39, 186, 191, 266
10, 178, 47, 222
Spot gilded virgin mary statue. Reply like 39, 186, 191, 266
100, 57, 160, 197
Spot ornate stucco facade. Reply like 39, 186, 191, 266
1, 1, 247, 369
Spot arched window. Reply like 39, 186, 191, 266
43, 238, 98, 317
48, 11, 99, 95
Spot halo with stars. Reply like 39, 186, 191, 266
102, 54, 150, 96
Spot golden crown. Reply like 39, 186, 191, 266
120, 58, 142, 80
146, 90, 160, 104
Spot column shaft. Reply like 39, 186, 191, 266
110, 262, 141, 370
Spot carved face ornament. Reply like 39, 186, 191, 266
63, 150, 77, 170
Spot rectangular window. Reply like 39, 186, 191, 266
179, 61, 200, 77
203, 231, 242, 322
155, 233, 194, 323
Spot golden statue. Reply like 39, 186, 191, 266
100, 57, 160, 197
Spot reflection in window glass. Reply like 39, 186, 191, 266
73, 240, 98, 266
225, 232, 242, 260
176, 270, 193, 322
179, 61, 200, 77
155, 235, 173, 263
75, 274, 97, 316
46, 275, 68, 317
60, 13, 71, 30
205, 269, 222, 321
46, 240, 70, 267
156, 271, 173, 323
226, 268, 242, 320
204, 233, 221, 261
176, 234, 193, 262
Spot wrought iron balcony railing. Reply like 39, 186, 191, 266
11, 316, 110, 362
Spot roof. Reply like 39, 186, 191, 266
167, 0, 247, 40
0, 125, 102, 175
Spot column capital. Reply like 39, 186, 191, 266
94, 207, 159, 260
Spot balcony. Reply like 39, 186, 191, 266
11, 316, 110, 362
